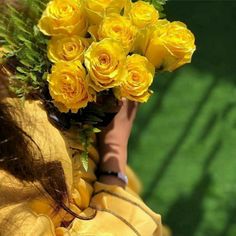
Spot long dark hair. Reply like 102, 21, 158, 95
0, 101, 69, 210
0, 63, 69, 211
0, 0, 97, 222
0, 72, 96, 220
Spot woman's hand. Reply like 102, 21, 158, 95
98, 99, 138, 187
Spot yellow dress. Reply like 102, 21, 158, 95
0, 99, 163, 236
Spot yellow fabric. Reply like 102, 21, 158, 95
126, 165, 143, 196
0, 99, 163, 236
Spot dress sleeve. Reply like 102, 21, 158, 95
56, 181, 162, 236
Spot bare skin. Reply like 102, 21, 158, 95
98, 99, 138, 188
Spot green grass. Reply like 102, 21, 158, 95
129, 1, 236, 236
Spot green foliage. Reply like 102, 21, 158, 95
81, 151, 89, 172
0, 0, 50, 98
78, 126, 101, 171
151, 0, 167, 16
21, 0, 49, 23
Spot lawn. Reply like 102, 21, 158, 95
129, 1, 236, 236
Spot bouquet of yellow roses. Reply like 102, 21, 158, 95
0, 0, 195, 167
38, 0, 196, 111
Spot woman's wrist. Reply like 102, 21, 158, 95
97, 100, 138, 188
98, 144, 127, 188
99, 144, 127, 172
98, 175, 126, 188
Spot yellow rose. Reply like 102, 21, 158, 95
144, 20, 196, 71
48, 36, 90, 63
84, 0, 126, 25
114, 54, 155, 102
38, 0, 88, 36
97, 14, 138, 53
84, 38, 127, 92
47, 61, 94, 113
127, 0, 159, 29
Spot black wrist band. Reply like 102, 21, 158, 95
98, 170, 128, 185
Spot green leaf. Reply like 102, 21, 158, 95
33, 25, 41, 37
42, 72, 49, 81
16, 66, 29, 74
151, 0, 167, 13
2, 36, 17, 48
81, 151, 89, 172
93, 128, 101, 133
17, 34, 32, 44
19, 59, 33, 68
0, 24, 7, 32
6, 4, 22, 17
154, 0, 167, 4
11, 15, 27, 28
14, 74, 28, 81
29, 72, 38, 82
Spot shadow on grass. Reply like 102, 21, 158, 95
129, 2, 236, 235
219, 205, 236, 236
165, 174, 212, 236
164, 139, 222, 236
128, 73, 176, 161
142, 77, 219, 200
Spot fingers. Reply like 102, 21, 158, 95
119, 98, 138, 122
127, 100, 138, 122
98, 98, 138, 143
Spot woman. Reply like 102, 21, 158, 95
0, 70, 163, 235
